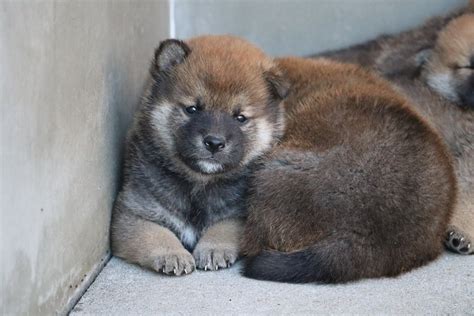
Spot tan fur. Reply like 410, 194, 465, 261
111, 211, 195, 275
193, 218, 243, 270
422, 14, 474, 104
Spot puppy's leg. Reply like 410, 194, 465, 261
111, 211, 195, 275
446, 200, 474, 255
193, 218, 243, 271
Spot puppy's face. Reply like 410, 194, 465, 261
423, 14, 474, 108
147, 36, 288, 176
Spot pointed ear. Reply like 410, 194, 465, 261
154, 39, 191, 72
414, 48, 433, 67
264, 66, 290, 100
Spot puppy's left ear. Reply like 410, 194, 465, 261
154, 39, 191, 73
414, 48, 433, 68
264, 66, 290, 100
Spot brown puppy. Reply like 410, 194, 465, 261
241, 58, 456, 283
318, 4, 473, 77
111, 35, 287, 275
318, 9, 474, 255
391, 78, 473, 255
422, 14, 474, 108
389, 14, 474, 254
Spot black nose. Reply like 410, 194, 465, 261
461, 92, 474, 109
460, 75, 474, 109
203, 135, 225, 153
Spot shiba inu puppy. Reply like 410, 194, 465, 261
391, 77, 473, 255
421, 14, 474, 109
318, 9, 474, 255
318, 4, 473, 78
111, 35, 288, 275
240, 58, 456, 283
390, 14, 474, 254
317, 7, 464, 70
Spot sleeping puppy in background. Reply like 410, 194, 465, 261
421, 14, 474, 109
389, 14, 474, 254
240, 57, 456, 283
111, 35, 288, 275
318, 8, 474, 255
317, 4, 471, 70
318, 3, 473, 78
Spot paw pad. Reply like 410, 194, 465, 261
445, 230, 473, 255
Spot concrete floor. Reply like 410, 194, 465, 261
71, 253, 473, 314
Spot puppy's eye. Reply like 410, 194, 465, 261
185, 106, 198, 114
235, 114, 247, 123
456, 63, 474, 70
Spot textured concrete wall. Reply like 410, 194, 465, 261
0, 1, 169, 314
174, 0, 468, 56
1, 0, 470, 315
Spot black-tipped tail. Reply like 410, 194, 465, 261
242, 248, 338, 284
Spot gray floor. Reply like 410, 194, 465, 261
71, 253, 473, 315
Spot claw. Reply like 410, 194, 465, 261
216, 265, 219, 270
184, 268, 188, 274
449, 231, 455, 237
204, 265, 208, 271
460, 237, 465, 243
173, 268, 177, 275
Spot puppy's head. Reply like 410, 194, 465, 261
422, 14, 474, 108
145, 35, 288, 177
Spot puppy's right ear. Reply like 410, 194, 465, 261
153, 39, 191, 73
264, 66, 290, 101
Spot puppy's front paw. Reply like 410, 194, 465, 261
445, 229, 473, 255
151, 250, 196, 276
193, 243, 238, 271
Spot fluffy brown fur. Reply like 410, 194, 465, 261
422, 14, 474, 108
389, 14, 474, 254
111, 35, 288, 275
391, 78, 474, 255
317, 8, 474, 255
240, 58, 456, 283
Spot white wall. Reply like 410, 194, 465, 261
174, 0, 468, 56
0, 1, 170, 314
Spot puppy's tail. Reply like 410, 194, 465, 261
242, 239, 369, 283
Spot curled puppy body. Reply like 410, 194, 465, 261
321, 10, 474, 255
240, 58, 456, 284
111, 36, 287, 275
317, 4, 473, 76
